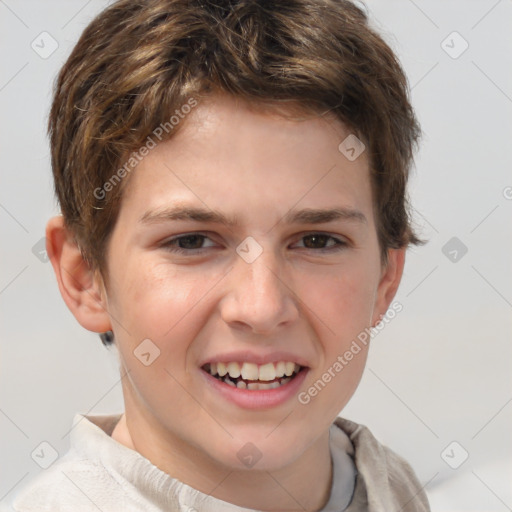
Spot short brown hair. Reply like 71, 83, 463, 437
49, 0, 423, 275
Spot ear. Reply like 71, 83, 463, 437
371, 248, 406, 327
46, 215, 112, 333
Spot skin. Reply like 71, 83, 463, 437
47, 94, 405, 511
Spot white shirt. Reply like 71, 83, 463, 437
8, 414, 430, 511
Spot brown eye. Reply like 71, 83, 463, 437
298, 234, 345, 250
162, 233, 217, 253
302, 234, 332, 249
175, 234, 206, 249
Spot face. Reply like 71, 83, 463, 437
99, 95, 396, 473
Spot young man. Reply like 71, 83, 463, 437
11, 0, 429, 510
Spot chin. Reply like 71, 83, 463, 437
207, 430, 312, 472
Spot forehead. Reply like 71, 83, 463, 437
118, 95, 374, 227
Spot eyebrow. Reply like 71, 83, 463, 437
139, 205, 367, 226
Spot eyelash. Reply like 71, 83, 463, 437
161, 232, 348, 254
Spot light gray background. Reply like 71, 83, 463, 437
1, 1, 511, 510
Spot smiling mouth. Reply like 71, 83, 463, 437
201, 361, 305, 390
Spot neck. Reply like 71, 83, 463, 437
112, 395, 333, 511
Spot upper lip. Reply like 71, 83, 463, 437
199, 350, 310, 368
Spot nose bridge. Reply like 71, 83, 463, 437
221, 246, 298, 332
244, 250, 283, 299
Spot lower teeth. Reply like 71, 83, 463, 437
221, 375, 293, 390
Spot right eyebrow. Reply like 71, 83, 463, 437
139, 205, 239, 226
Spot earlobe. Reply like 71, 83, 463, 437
46, 216, 112, 333
371, 248, 406, 327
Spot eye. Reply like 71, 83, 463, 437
293, 233, 347, 251
161, 233, 218, 253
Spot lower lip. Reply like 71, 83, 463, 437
200, 368, 309, 410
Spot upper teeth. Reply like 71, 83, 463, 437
209, 361, 300, 381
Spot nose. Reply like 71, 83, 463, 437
220, 249, 300, 335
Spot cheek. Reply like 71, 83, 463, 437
107, 259, 212, 406
297, 267, 373, 418
297, 260, 378, 337
107, 254, 212, 347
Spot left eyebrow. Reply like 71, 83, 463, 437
282, 207, 367, 225
139, 205, 367, 226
